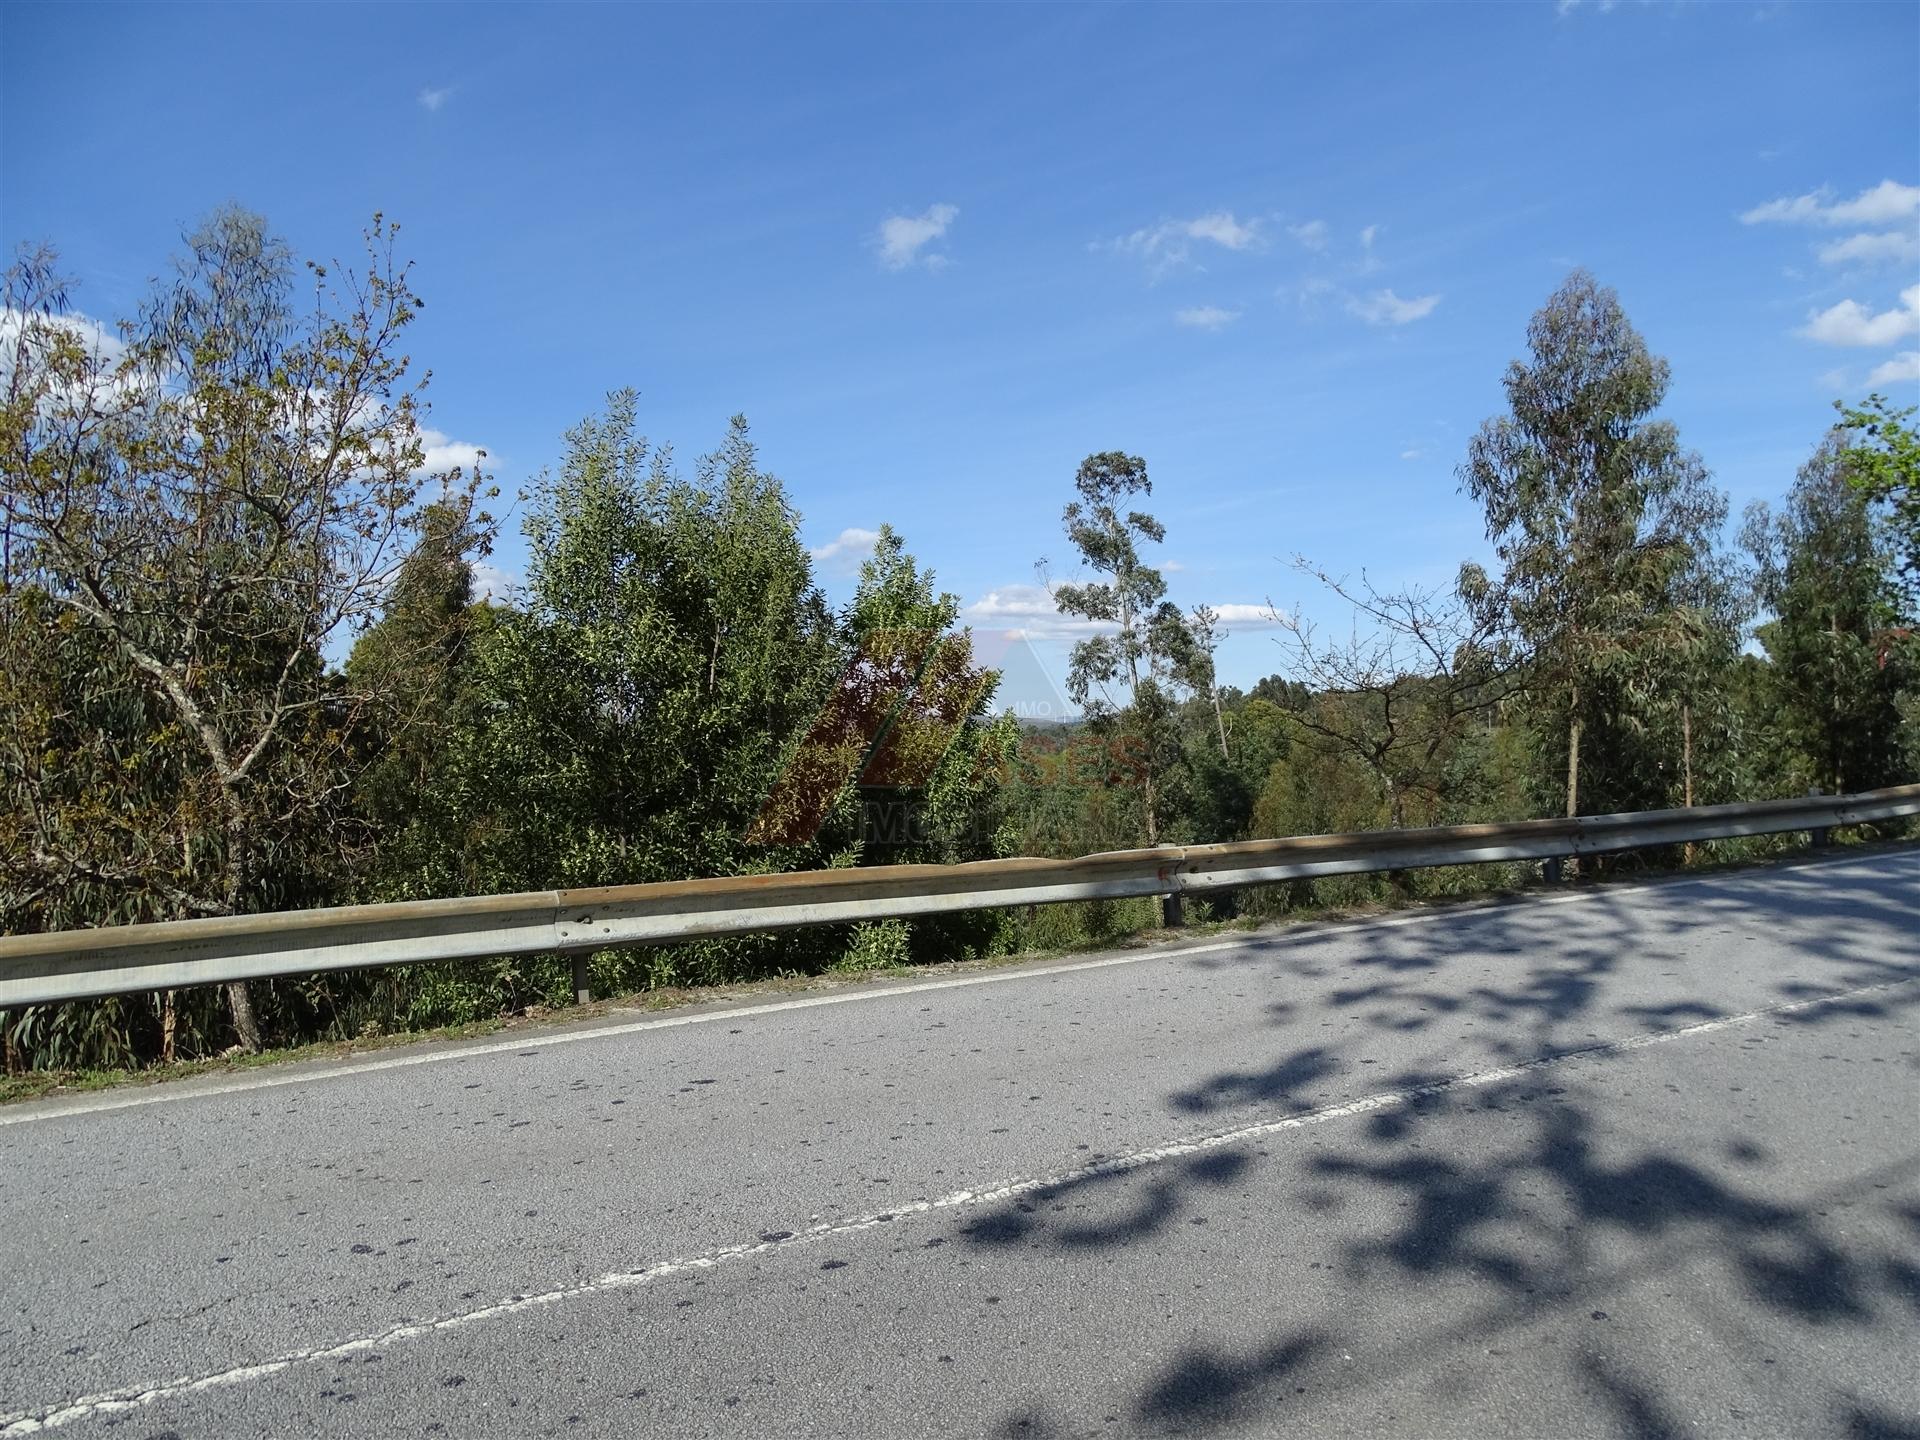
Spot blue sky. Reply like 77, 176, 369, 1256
4, 1, 1917, 702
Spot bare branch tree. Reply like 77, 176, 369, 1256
1269, 558, 1525, 830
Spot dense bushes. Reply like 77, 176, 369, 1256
3, 218, 1915, 1079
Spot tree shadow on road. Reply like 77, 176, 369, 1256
958, 855, 1920, 1436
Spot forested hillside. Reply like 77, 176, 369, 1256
4, 211, 1914, 1074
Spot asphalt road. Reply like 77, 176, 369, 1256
3, 849, 1917, 1439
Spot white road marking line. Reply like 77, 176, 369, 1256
2, 973, 1911, 1436
3, 847, 1910, 1127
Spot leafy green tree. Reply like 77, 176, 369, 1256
387, 394, 843, 994
1835, 394, 1920, 608
1461, 269, 1734, 819
1, 211, 490, 1051
1045, 451, 1190, 845
1743, 435, 1914, 794
348, 500, 488, 841
837, 525, 1015, 866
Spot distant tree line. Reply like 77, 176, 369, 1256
3, 212, 1914, 1075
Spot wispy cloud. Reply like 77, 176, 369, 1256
876, 204, 958, 272
1208, 602, 1287, 631
1349, 289, 1442, 326
1866, 350, 1920, 387
418, 86, 452, 113
1287, 219, 1329, 252
1741, 179, 1920, 228
1816, 230, 1920, 269
1174, 305, 1241, 331
1107, 211, 1262, 275
1183, 212, 1260, 250
964, 583, 1113, 641
809, 526, 881, 575
1801, 285, 1920, 347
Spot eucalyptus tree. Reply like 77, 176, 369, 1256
1835, 394, 1919, 610
1, 211, 490, 1051
1744, 435, 1914, 794
1045, 451, 1188, 845
1461, 270, 1733, 818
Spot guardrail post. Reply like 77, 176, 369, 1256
1160, 893, 1185, 928
572, 953, 593, 1005
1543, 856, 1564, 884
1808, 787, 1831, 848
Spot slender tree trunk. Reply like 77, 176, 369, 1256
1682, 702, 1694, 808
1564, 703, 1582, 819
221, 800, 264, 1054
161, 990, 177, 1065
1212, 688, 1229, 758
1682, 702, 1695, 866
1386, 783, 1409, 897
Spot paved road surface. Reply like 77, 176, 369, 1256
3, 850, 1917, 1438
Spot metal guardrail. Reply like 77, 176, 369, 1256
2, 786, 1915, 1010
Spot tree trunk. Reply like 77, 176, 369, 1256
1386, 784, 1410, 896
225, 981, 262, 1054
1212, 689, 1229, 758
1682, 702, 1696, 866
161, 990, 177, 1065
1564, 706, 1582, 819
221, 801, 264, 1054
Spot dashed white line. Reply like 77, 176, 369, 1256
3, 973, 1911, 1436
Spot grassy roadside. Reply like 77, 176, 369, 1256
3, 835, 1907, 1108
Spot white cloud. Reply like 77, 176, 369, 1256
1801, 285, 1920, 347
0, 306, 125, 363
1867, 350, 1920, 387
1400, 448, 1424, 461
416, 426, 487, 474
418, 86, 451, 113
1287, 220, 1329, 252
0, 307, 151, 412
1184, 212, 1260, 251
1349, 289, 1442, 326
1208, 602, 1287, 631
876, 204, 958, 271
1741, 179, 1920, 228
471, 561, 517, 604
1359, 224, 1381, 250
1817, 231, 1920, 268
1174, 305, 1241, 331
963, 583, 1113, 640
1160, 560, 1187, 573
1109, 211, 1262, 273
809, 526, 881, 575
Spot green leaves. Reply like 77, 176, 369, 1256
1461, 269, 1738, 816
1835, 394, 1920, 606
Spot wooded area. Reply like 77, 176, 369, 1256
3, 210, 1915, 1075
